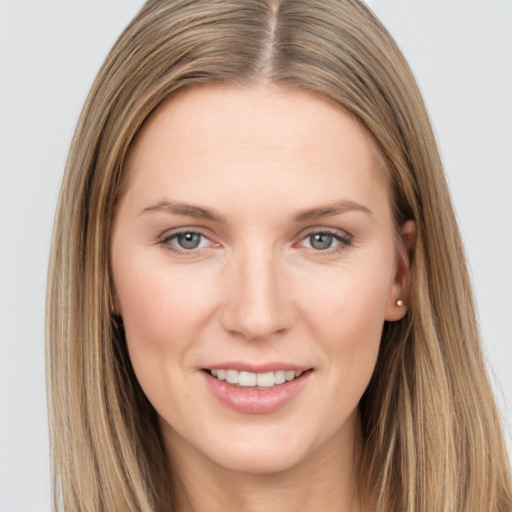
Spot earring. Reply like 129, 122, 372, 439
395, 299, 404, 307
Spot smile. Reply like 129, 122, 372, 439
209, 369, 304, 388
204, 367, 312, 414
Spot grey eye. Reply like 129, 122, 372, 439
309, 233, 334, 250
176, 232, 203, 250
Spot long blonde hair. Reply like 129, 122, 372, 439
46, 0, 512, 510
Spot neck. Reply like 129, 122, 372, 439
163, 414, 364, 512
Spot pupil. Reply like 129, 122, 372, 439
178, 232, 201, 249
310, 233, 333, 250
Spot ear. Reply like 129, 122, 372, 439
385, 220, 416, 321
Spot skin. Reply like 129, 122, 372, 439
111, 84, 415, 512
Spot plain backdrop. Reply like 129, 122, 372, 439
1, 1, 511, 510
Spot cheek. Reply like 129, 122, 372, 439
299, 257, 392, 339
112, 253, 222, 395
115, 255, 215, 339
296, 253, 393, 386
321, 288, 385, 383
113, 257, 220, 416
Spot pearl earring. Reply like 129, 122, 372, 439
395, 299, 404, 307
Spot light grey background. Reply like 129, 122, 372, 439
1, 1, 511, 510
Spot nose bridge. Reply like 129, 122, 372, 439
222, 243, 292, 340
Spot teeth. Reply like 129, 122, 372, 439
257, 372, 275, 387
209, 369, 306, 388
274, 370, 286, 384
238, 371, 257, 386
226, 369, 238, 384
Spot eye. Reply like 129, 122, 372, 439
299, 230, 352, 252
159, 230, 217, 254
174, 232, 204, 250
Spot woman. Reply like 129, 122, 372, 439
46, 0, 512, 511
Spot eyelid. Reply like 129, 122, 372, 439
157, 227, 220, 255
296, 227, 353, 253
156, 225, 353, 256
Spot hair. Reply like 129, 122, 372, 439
46, 0, 512, 511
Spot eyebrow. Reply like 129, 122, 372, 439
139, 199, 372, 223
291, 200, 372, 222
140, 200, 226, 222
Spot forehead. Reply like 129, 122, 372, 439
121, 84, 390, 219
129, 83, 385, 165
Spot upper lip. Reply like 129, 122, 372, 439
203, 362, 312, 373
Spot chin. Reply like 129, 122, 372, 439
162, 414, 317, 476
207, 439, 312, 475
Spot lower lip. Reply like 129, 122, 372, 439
202, 371, 311, 414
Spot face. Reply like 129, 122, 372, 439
111, 84, 412, 476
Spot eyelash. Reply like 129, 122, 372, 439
158, 229, 217, 257
297, 229, 352, 253
158, 228, 353, 256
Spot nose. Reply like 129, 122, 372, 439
221, 248, 294, 341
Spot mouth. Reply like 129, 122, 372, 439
202, 366, 313, 414
206, 368, 308, 389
